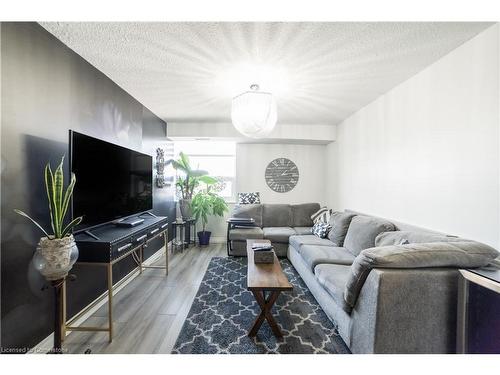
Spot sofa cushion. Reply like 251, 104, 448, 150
293, 227, 313, 235
314, 264, 352, 312
375, 231, 460, 247
299, 245, 355, 271
262, 204, 292, 227
291, 203, 321, 227
263, 227, 296, 243
328, 211, 357, 247
289, 235, 333, 250
343, 216, 396, 256
232, 204, 262, 228
228, 227, 264, 241
344, 240, 500, 310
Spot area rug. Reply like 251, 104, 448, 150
172, 257, 350, 354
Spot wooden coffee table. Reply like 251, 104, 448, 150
246, 239, 293, 339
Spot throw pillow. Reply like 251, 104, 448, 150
311, 207, 333, 224
327, 211, 357, 246
312, 222, 331, 238
238, 192, 261, 204
343, 216, 396, 256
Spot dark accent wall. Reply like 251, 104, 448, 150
0, 22, 173, 350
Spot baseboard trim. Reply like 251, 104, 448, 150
29, 242, 171, 354
209, 236, 226, 244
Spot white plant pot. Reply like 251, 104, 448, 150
179, 199, 192, 219
33, 235, 79, 281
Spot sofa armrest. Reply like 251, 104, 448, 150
349, 267, 458, 353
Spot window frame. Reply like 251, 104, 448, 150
173, 142, 237, 203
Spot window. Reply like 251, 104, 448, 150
173, 140, 236, 201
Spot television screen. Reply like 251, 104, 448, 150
70, 131, 153, 230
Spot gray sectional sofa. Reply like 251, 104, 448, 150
228, 204, 500, 353
228, 203, 320, 256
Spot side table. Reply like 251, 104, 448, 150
226, 217, 255, 255
457, 267, 500, 353
184, 218, 197, 246
172, 221, 187, 252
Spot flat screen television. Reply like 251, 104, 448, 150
70, 131, 153, 230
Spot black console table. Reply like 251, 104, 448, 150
61, 214, 168, 343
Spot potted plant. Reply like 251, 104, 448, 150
172, 152, 213, 219
15, 156, 83, 281
191, 183, 228, 246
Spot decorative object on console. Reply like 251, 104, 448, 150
14, 156, 82, 353
231, 84, 277, 138
191, 181, 229, 246
238, 192, 261, 204
312, 221, 331, 238
265, 157, 299, 193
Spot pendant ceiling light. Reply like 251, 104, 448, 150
231, 84, 277, 138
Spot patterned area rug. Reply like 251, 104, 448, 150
172, 257, 350, 354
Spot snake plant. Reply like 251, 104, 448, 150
14, 156, 83, 239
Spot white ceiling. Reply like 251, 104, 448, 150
41, 22, 492, 126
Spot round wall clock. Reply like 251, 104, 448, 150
265, 158, 299, 193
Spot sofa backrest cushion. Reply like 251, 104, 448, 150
375, 231, 460, 247
232, 204, 263, 228
344, 240, 499, 311
291, 203, 321, 227
343, 216, 396, 256
328, 211, 357, 247
262, 204, 292, 227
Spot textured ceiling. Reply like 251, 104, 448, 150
41, 22, 492, 125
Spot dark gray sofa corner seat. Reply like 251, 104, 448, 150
287, 210, 499, 353
228, 203, 320, 256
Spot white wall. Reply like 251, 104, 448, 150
236, 143, 327, 205
327, 24, 500, 248
204, 142, 328, 241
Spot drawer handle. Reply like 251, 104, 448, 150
150, 228, 159, 235
136, 235, 147, 242
117, 243, 132, 253
160, 223, 168, 229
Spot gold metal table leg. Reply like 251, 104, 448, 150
165, 230, 169, 276
139, 246, 143, 275
107, 263, 113, 342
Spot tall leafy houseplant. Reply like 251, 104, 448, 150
172, 152, 214, 218
191, 183, 228, 246
15, 157, 82, 281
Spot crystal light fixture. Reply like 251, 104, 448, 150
231, 84, 277, 138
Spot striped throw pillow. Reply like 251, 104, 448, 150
311, 207, 333, 224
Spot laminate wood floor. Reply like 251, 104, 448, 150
61, 243, 226, 354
